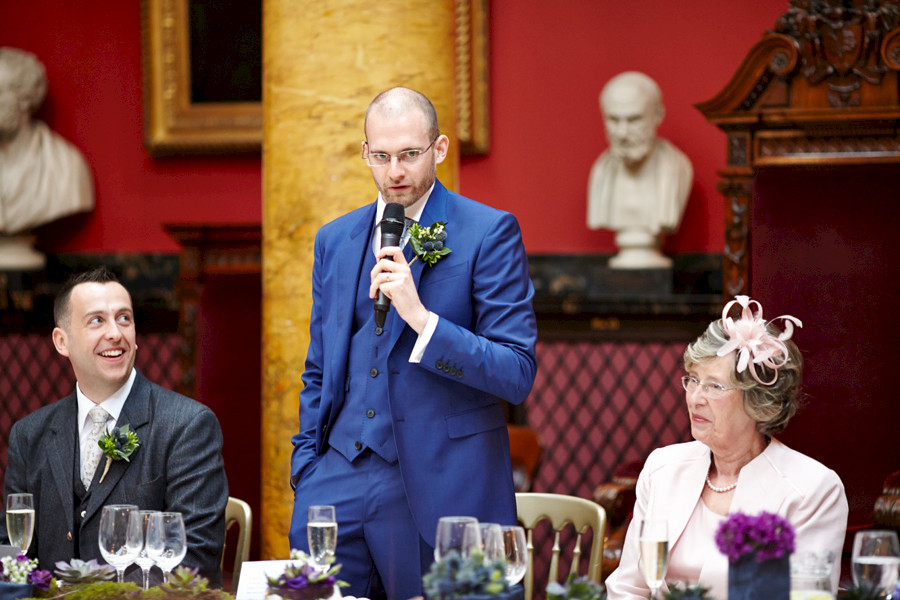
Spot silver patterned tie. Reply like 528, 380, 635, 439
82, 406, 110, 489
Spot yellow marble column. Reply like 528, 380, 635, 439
261, 0, 459, 558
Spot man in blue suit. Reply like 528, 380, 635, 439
289, 87, 538, 599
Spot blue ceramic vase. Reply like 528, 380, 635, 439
0, 581, 33, 600
728, 554, 790, 600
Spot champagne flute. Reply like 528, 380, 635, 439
307, 505, 337, 572
639, 518, 669, 599
146, 512, 186, 583
479, 523, 505, 563
852, 530, 900, 596
98, 504, 142, 583
435, 516, 480, 562
500, 525, 528, 585
5, 493, 35, 554
134, 510, 159, 590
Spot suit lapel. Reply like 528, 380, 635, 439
666, 450, 710, 549
84, 372, 152, 522
327, 205, 377, 421
47, 395, 78, 532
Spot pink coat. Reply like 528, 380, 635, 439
605, 439, 848, 599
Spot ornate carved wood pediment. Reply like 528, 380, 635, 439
697, 1, 900, 295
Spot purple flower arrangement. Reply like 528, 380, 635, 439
0, 553, 53, 591
267, 550, 348, 600
715, 511, 795, 563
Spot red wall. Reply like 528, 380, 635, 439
3, 0, 788, 255
8, 0, 889, 539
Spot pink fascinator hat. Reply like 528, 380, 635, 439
716, 296, 802, 386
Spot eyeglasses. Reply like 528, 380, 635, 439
362, 137, 438, 168
681, 375, 737, 399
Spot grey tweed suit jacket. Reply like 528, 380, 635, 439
1, 370, 228, 587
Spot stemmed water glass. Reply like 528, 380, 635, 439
500, 525, 528, 586
134, 510, 159, 590
435, 516, 481, 562
307, 505, 337, 572
98, 504, 142, 583
479, 522, 505, 563
145, 512, 186, 583
852, 530, 900, 597
639, 518, 669, 599
5, 493, 35, 554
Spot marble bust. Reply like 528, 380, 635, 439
0, 47, 94, 269
587, 71, 692, 269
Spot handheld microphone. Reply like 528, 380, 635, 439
374, 202, 406, 331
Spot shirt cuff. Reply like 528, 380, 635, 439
409, 312, 439, 363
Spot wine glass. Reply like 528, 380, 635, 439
98, 504, 142, 583
145, 511, 187, 583
5, 493, 35, 554
639, 518, 669, 599
307, 505, 337, 572
852, 530, 900, 596
500, 525, 528, 585
435, 516, 480, 562
479, 522, 504, 563
134, 510, 159, 590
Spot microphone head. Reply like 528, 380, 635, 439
381, 202, 405, 237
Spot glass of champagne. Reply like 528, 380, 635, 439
500, 525, 528, 585
307, 505, 337, 572
435, 516, 480, 562
639, 518, 669, 599
852, 530, 900, 596
98, 504, 142, 583
134, 510, 159, 590
145, 512, 186, 583
6, 493, 34, 554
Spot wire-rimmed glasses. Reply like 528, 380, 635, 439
681, 375, 737, 399
362, 137, 438, 168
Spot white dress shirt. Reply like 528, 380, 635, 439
371, 186, 439, 363
76, 368, 136, 480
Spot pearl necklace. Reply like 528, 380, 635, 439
705, 474, 737, 493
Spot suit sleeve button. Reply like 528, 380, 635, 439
443, 365, 451, 373
457, 370, 463, 378
435, 360, 443, 370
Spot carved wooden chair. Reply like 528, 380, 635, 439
508, 424, 541, 492
592, 460, 643, 579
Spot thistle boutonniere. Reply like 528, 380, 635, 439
408, 221, 451, 266
97, 425, 139, 484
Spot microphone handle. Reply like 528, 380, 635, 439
374, 231, 402, 327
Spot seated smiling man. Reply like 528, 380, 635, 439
0, 266, 229, 586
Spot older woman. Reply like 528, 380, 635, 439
605, 296, 848, 599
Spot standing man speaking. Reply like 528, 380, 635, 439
289, 87, 537, 599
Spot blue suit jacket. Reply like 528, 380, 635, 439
1, 370, 228, 586
291, 180, 538, 545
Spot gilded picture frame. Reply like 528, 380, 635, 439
141, 0, 490, 157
